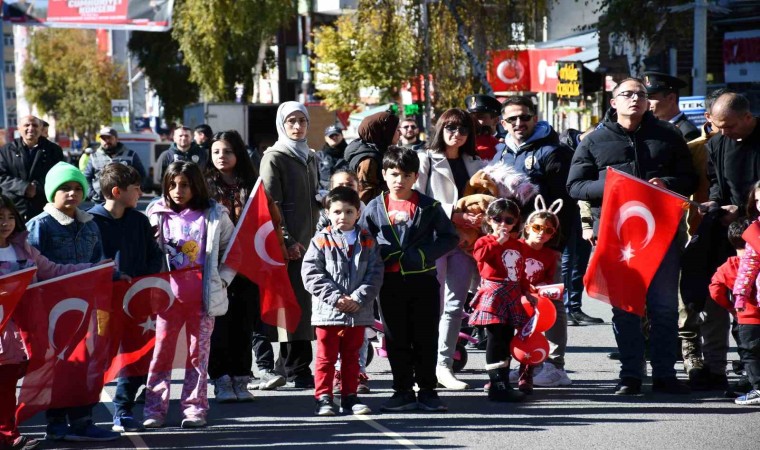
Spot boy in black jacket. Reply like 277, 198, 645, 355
88, 163, 163, 432
360, 146, 458, 412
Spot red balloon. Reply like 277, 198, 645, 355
520, 295, 557, 333
511, 332, 550, 365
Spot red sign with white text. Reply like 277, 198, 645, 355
490, 47, 581, 93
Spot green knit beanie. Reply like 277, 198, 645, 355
45, 162, 89, 202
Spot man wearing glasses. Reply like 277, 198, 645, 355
399, 118, 425, 151
567, 78, 697, 396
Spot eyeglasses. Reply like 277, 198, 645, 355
616, 90, 648, 100
530, 223, 556, 235
444, 125, 470, 135
401, 125, 418, 130
504, 114, 534, 124
491, 215, 516, 225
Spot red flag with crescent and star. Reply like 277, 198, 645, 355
0, 266, 37, 333
14, 264, 115, 422
584, 168, 688, 317
222, 178, 301, 333
104, 267, 203, 382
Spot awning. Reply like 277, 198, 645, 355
537, 30, 599, 72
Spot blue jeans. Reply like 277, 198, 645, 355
113, 375, 147, 418
562, 214, 591, 313
612, 238, 681, 380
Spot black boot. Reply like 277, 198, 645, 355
486, 368, 526, 402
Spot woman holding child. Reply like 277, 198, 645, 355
415, 108, 486, 390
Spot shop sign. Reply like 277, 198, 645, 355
556, 61, 584, 99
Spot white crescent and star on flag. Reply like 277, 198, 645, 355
48, 298, 89, 361
254, 220, 284, 267
614, 201, 656, 264
122, 277, 176, 334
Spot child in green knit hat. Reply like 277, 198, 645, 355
26, 162, 120, 442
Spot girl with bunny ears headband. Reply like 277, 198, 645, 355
523, 195, 563, 247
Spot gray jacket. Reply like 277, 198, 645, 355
301, 225, 384, 327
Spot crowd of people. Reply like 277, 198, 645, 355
0, 72, 759, 449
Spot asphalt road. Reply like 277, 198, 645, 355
18, 296, 759, 449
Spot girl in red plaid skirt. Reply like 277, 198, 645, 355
469, 198, 536, 402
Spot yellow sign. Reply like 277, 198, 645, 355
556, 62, 584, 99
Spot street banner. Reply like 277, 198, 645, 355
111, 99, 130, 133
104, 267, 202, 381
0, 267, 36, 333
2, 0, 174, 31
583, 168, 688, 317
222, 178, 301, 333
14, 264, 114, 422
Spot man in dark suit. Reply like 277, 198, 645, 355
0, 115, 65, 221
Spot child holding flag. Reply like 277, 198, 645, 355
26, 162, 120, 442
1, 194, 103, 449
143, 161, 236, 428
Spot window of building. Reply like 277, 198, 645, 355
6, 89, 16, 100
3, 34, 13, 47
5, 61, 15, 73
7, 114, 17, 127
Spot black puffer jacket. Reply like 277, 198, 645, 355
316, 141, 348, 190
567, 109, 697, 217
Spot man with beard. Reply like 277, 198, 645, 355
84, 127, 148, 203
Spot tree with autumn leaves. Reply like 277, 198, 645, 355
312, 0, 551, 112
22, 28, 125, 138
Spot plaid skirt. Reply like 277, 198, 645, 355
469, 279, 528, 328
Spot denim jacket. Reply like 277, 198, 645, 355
26, 204, 104, 264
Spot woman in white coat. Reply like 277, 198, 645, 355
415, 108, 486, 390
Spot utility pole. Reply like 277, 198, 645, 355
421, 0, 432, 135
693, 0, 707, 96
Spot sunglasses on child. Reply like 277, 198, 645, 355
530, 223, 556, 235
491, 215, 516, 225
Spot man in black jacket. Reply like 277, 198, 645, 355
494, 96, 600, 326
156, 126, 208, 179
567, 78, 697, 396
0, 115, 64, 221
316, 125, 348, 190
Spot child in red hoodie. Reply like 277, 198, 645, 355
725, 217, 760, 405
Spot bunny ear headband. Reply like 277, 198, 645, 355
527, 194, 563, 224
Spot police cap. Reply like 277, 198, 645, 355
465, 94, 502, 115
643, 72, 688, 94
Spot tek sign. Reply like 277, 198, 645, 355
679, 96, 707, 128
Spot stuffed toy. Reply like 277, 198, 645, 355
453, 193, 497, 253
463, 162, 538, 208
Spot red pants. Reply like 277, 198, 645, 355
0, 364, 20, 447
315, 326, 365, 399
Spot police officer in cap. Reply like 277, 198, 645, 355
465, 94, 504, 160
643, 71, 700, 142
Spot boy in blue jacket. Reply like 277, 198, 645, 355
89, 163, 163, 433
360, 146, 458, 412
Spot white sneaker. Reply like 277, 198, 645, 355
143, 417, 165, 429
533, 363, 572, 387
436, 364, 470, 390
214, 375, 237, 403
181, 416, 207, 428
232, 376, 255, 402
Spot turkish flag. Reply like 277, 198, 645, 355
14, 264, 115, 422
584, 168, 688, 316
104, 267, 203, 381
222, 179, 301, 333
0, 267, 36, 333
